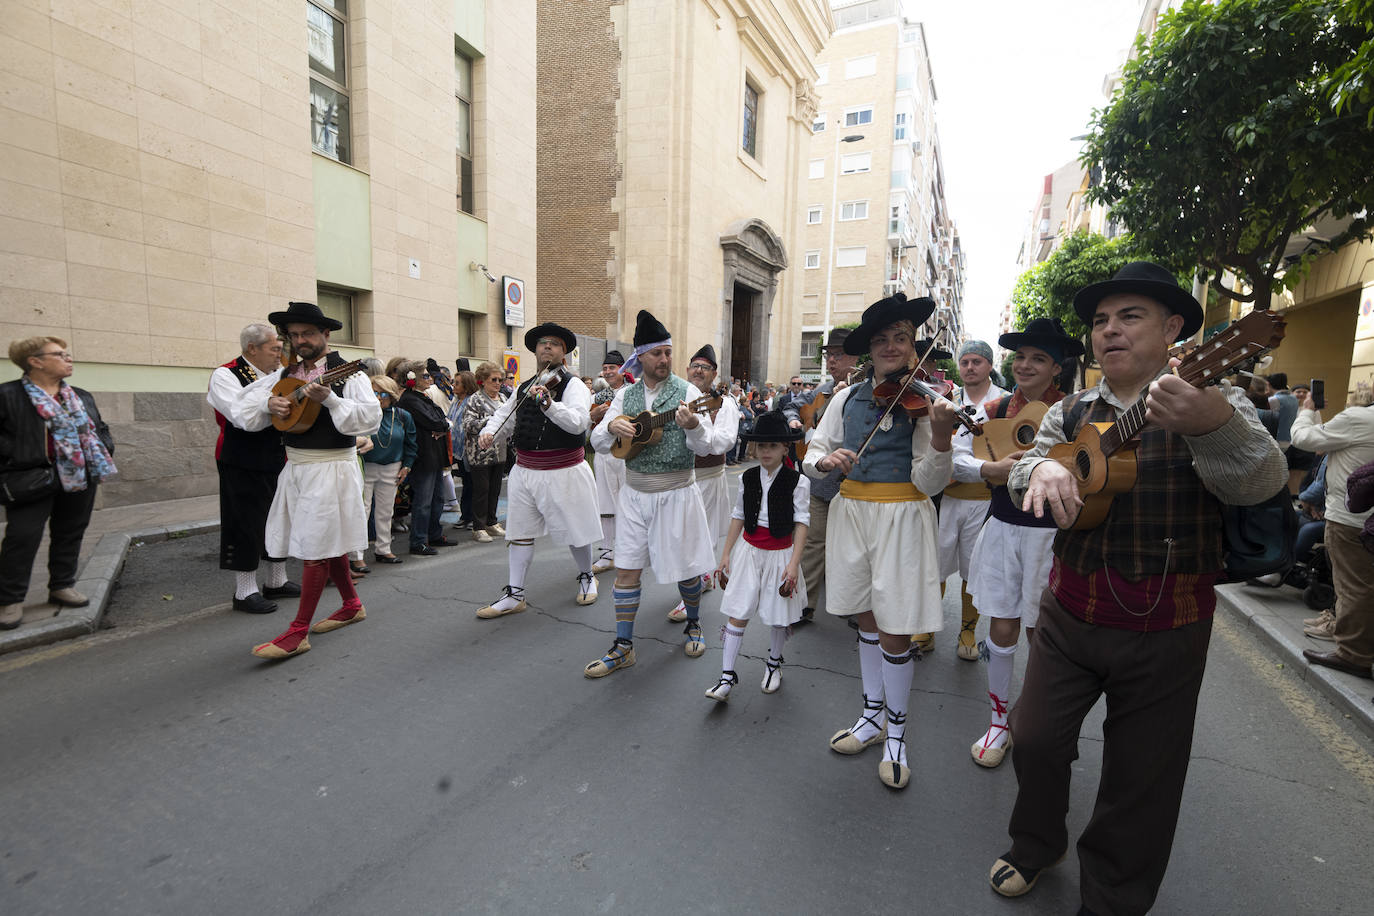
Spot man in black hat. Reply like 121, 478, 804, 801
476, 322, 602, 618
663, 343, 738, 621
589, 349, 630, 574
782, 326, 860, 624
227, 301, 381, 660
585, 310, 720, 677
206, 322, 297, 615
802, 293, 958, 791
988, 263, 1286, 913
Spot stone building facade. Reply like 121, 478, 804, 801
798, 1, 965, 379
0, 0, 537, 505
536, 0, 832, 386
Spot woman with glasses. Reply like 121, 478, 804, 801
360, 376, 416, 563
460, 362, 509, 542
394, 360, 455, 556
0, 337, 117, 630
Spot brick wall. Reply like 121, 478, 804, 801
535, 0, 622, 337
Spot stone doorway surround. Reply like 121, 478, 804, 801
719, 218, 788, 385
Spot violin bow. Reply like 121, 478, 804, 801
851, 329, 941, 463
488, 363, 566, 437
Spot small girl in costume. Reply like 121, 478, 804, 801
706, 410, 810, 702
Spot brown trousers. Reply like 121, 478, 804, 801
1327, 521, 1374, 668
1008, 589, 1213, 916
799, 495, 830, 608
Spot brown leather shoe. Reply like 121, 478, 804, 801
49, 588, 89, 607
0, 603, 22, 630
1302, 648, 1373, 679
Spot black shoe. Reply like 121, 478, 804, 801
429, 536, 458, 548
232, 593, 279, 614
374, 553, 404, 564
453, 519, 472, 530
796, 607, 816, 626
263, 581, 302, 599
410, 545, 439, 556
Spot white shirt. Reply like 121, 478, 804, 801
589, 379, 716, 457
229, 361, 381, 437
481, 374, 592, 443
732, 463, 812, 528
1291, 405, 1374, 529
950, 382, 1010, 483
702, 394, 740, 455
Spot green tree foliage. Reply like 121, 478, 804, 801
1329, 0, 1374, 125
1083, 0, 1374, 309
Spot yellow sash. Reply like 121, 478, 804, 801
838, 480, 927, 502
943, 481, 991, 501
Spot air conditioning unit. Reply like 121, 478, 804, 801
911, 140, 922, 155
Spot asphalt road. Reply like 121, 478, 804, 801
2, 529, 1372, 915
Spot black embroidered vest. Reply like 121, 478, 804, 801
280, 351, 354, 451
217, 357, 286, 472
513, 373, 583, 451
743, 465, 799, 538
1053, 390, 1225, 578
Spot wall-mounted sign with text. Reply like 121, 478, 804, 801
503, 276, 525, 327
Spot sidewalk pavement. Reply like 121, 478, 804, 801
1216, 582, 1374, 740
3, 494, 1371, 740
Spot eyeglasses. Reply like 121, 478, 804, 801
689, 363, 713, 371
790, 381, 803, 386
376, 392, 391, 399
419, 373, 431, 379
37, 350, 73, 360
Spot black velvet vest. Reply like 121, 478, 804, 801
743, 465, 799, 537
218, 357, 286, 472
513, 373, 582, 451
280, 351, 354, 450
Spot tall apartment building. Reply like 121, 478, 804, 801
0, 1, 534, 505
797, 0, 965, 380
537, 0, 832, 386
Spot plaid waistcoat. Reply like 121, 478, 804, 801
1053, 391, 1225, 579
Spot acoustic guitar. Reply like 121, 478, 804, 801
271, 359, 366, 432
1047, 310, 1286, 530
971, 401, 1049, 462
611, 388, 725, 460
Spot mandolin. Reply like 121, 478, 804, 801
611, 388, 725, 460
271, 358, 366, 432
1047, 310, 1286, 530
972, 401, 1049, 463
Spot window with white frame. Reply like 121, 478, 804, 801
815, 63, 829, 85
308, 0, 350, 163
807, 205, 822, 225
809, 158, 824, 179
844, 106, 874, 127
840, 200, 868, 221
894, 112, 907, 141
845, 55, 877, 79
800, 336, 819, 361
804, 250, 821, 269
835, 246, 867, 268
812, 112, 826, 132
840, 151, 871, 174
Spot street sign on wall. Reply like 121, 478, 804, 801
503, 349, 521, 386
503, 276, 524, 327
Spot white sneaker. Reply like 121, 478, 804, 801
575, 571, 598, 606
485, 524, 505, 537
667, 601, 688, 623
473, 529, 493, 543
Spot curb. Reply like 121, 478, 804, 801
0, 520, 219, 658
1215, 585, 1374, 742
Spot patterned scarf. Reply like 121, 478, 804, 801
22, 377, 117, 492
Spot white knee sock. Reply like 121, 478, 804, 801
265, 562, 287, 588
881, 646, 915, 767
599, 515, 615, 552
768, 625, 787, 663
721, 623, 744, 673
982, 638, 1017, 750
234, 571, 259, 600
490, 541, 534, 612
569, 544, 593, 574
850, 630, 886, 742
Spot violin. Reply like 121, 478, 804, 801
871, 366, 984, 437
530, 364, 572, 408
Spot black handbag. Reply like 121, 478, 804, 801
1221, 486, 1299, 581
0, 465, 56, 506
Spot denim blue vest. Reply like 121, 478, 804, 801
841, 381, 915, 484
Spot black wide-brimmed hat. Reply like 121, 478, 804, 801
689, 344, 717, 369
916, 338, 953, 362
844, 293, 937, 355
268, 300, 342, 331
632, 310, 671, 348
603, 349, 625, 366
999, 317, 1086, 362
820, 327, 852, 351
1072, 261, 1203, 342
524, 322, 577, 353
739, 409, 804, 443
